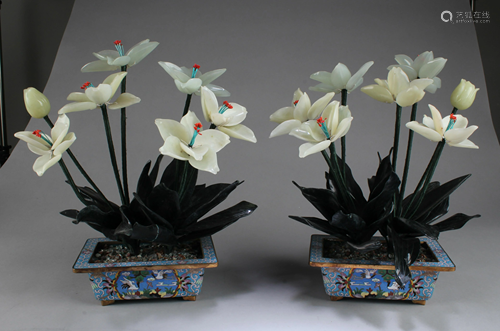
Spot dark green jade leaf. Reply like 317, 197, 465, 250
433, 213, 480, 232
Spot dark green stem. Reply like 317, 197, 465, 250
405, 141, 445, 219
323, 146, 354, 212
120, 65, 130, 204
340, 89, 348, 178
58, 159, 88, 206
43, 116, 113, 209
396, 103, 418, 216
100, 105, 127, 205
182, 94, 193, 116
209, 123, 216, 130
451, 107, 458, 115
392, 104, 403, 172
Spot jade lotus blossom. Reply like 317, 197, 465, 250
200, 87, 256, 143
450, 79, 479, 110
58, 72, 140, 114
24, 87, 51, 118
310, 61, 374, 93
290, 101, 353, 158
14, 114, 76, 176
155, 111, 230, 174
361, 67, 433, 107
269, 89, 335, 138
406, 104, 478, 149
159, 62, 229, 97
81, 39, 159, 72
388, 51, 447, 93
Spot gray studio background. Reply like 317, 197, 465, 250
0, 0, 498, 330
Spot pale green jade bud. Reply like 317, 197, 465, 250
24, 87, 51, 118
450, 79, 479, 110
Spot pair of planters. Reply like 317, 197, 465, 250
73, 235, 455, 306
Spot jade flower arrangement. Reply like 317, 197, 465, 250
271, 54, 480, 285
15, 38, 257, 254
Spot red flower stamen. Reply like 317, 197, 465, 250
450, 114, 457, 121
81, 82, 91, 90
114, 40, 122, 45
293, 100, 299, 106
194, 122, 203, 134
317, 117, 326, 127
193, 64, 200, 70
32, 130, 42, 137
223, 101, 233, 109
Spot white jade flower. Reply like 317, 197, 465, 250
269, 89, 335, 137
361, 67, 433, 107
290, 101, 353, 158
310, 61, 374, 93
81, 39, 159, 72
200, 87, 256, 143
24, 87, 51, 118
155, 111, 230, 174
58, 72, 140, 114
450, 79, 479, 111
388, 51, 447, 93
406, 104, 478, 149
159, 62, 229, 97
14, 114, 76, 176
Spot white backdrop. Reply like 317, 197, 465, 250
0, 0, 499, 330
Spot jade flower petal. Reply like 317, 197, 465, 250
361, 67, 433, 107
200, 86, 256, 143
14, 114, 76, 176
159, 62, 229, 97
269, 90, 335, 138
450, 79, 479, 110
388, 51, 447, 93
290, 101, 353, 158
81, 39, 159, 72
155, 111, 230, 174
406, 104, 478, 149
24, 87, 51, 118
59, 72, 140, 114
310, 61, 374, 93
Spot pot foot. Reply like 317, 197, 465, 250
182, 296, 197, 301
100, 300, 115, 306
412, 300, 426, 305
330, 296, 344, 301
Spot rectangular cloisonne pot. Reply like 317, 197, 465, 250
73, 236, 218, 306
309, 235, 455, 305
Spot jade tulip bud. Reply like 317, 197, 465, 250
450, 79, 479, 110
24, 87, 51, 118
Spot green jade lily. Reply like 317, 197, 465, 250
406, 104, 478, 148
290, 101, 353, 158
388, 51, 447, 93
309, 61, 374, 93
155, 111, 230, 174
200, 86, 256, 143
58, 72, 140, 114
14, 114, 76, 176
159, 62, 229, 97
269, 89, 335, 138
81, 39, 159, 72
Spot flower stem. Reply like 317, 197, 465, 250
43, 116, 113, 209
404, 140, 445, 219
182, 94, 193, 116
58, 159, 88, 206
323, 146, 354, 212
340, 88, 348, 178
120, 65, 130, 204
396, 103, 418, 216
100, 105, 127, 205
392, 104, 403, 172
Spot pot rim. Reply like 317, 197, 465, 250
309, 235, 455, 272
73, 236, 218, 273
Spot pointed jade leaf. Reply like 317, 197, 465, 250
433, 213, 480, 232
76, 205, 122, 239
289, 215, 351, 241
179, 201, 257, 242
147, 183, 181, 227
132, 193, 175, 231
60, 209, 79, 220
293, 181, 341, 221
130, 223, 177, 245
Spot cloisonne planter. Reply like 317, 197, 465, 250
309, 235, 455, 305
73, 236, 218, 306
